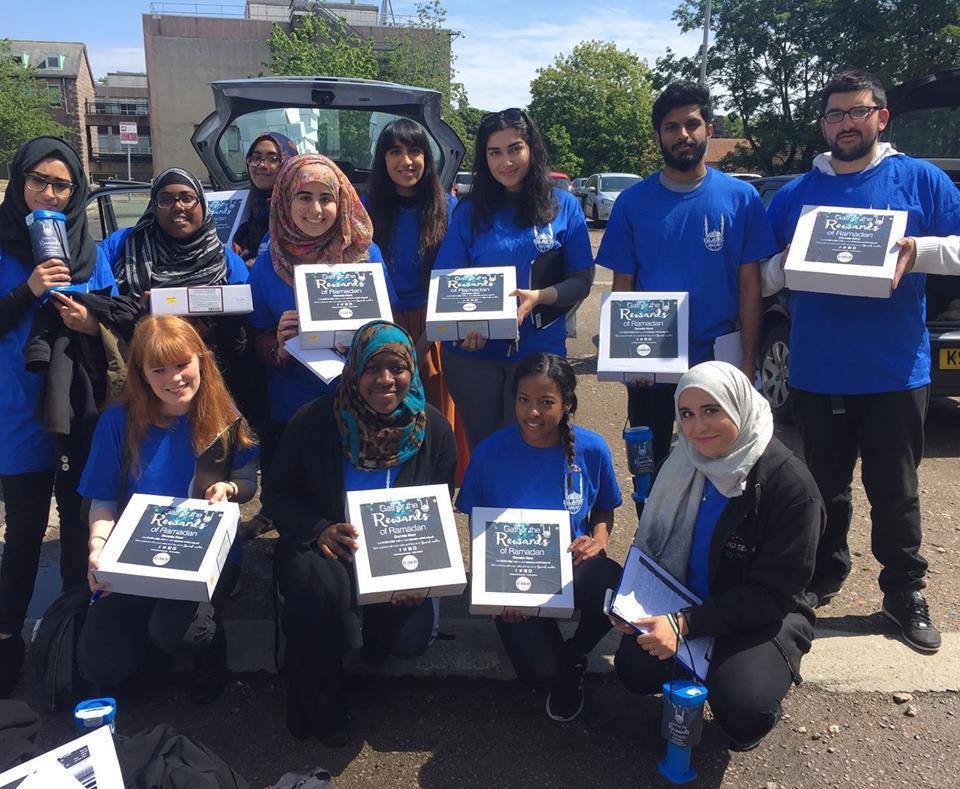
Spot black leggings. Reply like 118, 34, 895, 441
278, 545, 435, 737
0, 464, 86, 635
495, 555, 622, 693
615, 629, 795, 747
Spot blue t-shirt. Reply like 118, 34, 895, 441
78, 403, 259, 501
434, 188, 593, 359
99, 227, 249, 287
457, 423, 622, 539
767, 156, 960, 394
596, 168, 778, 364
342, 456, 408, 492
685, 479, 729, 600
247, 240, 390, 422
0, 248, 117, 475
362, 193, 457, 313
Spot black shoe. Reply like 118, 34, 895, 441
316, 701, 351, 747
546, 656, 587, 723
189, 627, 228, 704
882, 590, 941, 653
0, 635, 25, 698
809, 579, 845, 608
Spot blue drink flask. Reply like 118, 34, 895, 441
73, 697, 117, 734
623, 424, 655, 503
25, 210, 70, 265
658, 680, 709, 784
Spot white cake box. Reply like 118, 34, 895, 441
469, 506, 574, 618
294, 263, 393, 349
597, 291, 690, 384
93, 494, 239, 603
347, 484, 466, 604
149, 284, 253, 316
425, 266, 519, 341
784, 205, 908, 298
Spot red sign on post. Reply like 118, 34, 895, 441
119, 122, 139, 145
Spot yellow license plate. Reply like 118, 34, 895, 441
940, 348, 960, 370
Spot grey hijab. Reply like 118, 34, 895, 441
633, 361, 774, 583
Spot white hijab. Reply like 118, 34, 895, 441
633, 361, 774, 584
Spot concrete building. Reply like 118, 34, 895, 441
86, 72, 154, 182
143, 1, 450, 177
7, 40, 97, 175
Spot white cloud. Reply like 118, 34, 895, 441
85, 45, 146, 79
449, 8, 703, 110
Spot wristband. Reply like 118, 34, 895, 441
89, 535, 107, 545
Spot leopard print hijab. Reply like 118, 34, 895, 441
334, 320, 427, 470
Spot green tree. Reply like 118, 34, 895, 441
655, 0, 960, 175
0, 40, 68, 166
266, 7, 378, 79
529, 41, 659, 177
542, 124, 582, 176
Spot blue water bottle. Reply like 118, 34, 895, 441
623, 424, 655, 504
73, 697, 117, 734
658, 680, 709, 784
25, 210, 70, 265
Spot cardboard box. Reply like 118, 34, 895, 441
149, 284, 253, 316
294, 263, 393, 349
597, 291, 690, 383
784, 205, 908, 298
93, 494, 239, 603
469, 507, 574, 618
347, 484, 466, 604
425, 266, 519, 341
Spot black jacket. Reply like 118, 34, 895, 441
262, 396, 458, 553
681, 437, 824, 682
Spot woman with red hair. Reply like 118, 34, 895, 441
77, 315, 258, 703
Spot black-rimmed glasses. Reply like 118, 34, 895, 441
247, 153, 282, 167
822, 106, 883, 124
24, 173, 76, 198
156, 193, 200, 209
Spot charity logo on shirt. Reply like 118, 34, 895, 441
563, 464, 584, 515
118, 504, 223, 572
533, 223, 558, 254
703, 215, 725, 252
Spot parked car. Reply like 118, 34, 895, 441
452, 171, 473, 198
549, 171, 573, 192
88, 78, 465, 239
571, 176, 588, 201
582, 172, 641, 225
753, 67, 960, 420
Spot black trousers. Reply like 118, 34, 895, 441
0, 463, 87, 635
791, 386, 929, 593
496, 555, 622, 693
615, 629, 795, 747
278, 546, 435, 737
626, 384, 678, 467
258, 419, 288, 483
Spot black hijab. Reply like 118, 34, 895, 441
114, 167, 228, 301
0, 136, 98, 281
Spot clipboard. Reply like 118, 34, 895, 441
529, 247, 573, 329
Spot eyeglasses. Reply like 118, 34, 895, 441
822, 106, 883, 124
24, 173, 76, 198
156, 193, 200, 209
247, 154, 282, 167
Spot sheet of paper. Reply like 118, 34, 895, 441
0, 725, 123, 789
284, 335, 346, 384
612, 545, 714, 681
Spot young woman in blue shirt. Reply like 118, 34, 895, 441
0, 137, 117, 696
458, 353, 622, 722
247, 154, 389, 470
364, 118, 469, 480
435, 109, 595, 449
78, 315, 258, 703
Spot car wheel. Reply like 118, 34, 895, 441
759, 321, 793, 422
591, 203, 602, 227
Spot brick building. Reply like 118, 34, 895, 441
7, 40, 97, 176
86, 72, 154, 182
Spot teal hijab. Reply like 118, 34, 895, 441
334, 320, 427, 470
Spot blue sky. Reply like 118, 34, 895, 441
2, 0, 703, 108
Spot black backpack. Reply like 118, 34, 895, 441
30, 587, 91, 712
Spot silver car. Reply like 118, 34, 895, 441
582, 172, 641, 225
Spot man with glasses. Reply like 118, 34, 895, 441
596, 82, 776, 464
765, 69, 960, 653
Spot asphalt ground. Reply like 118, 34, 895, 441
3, 226, 960, 786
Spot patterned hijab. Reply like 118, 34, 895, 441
0, 136, 98, 281
334, 320, 427, 470
233, 132, 298, 258
268, 154, 373, 287
115, 168, 227, 301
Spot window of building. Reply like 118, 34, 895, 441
10, 53, 29, 67
40, 54, 65, 70
48, 83, 63, 108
